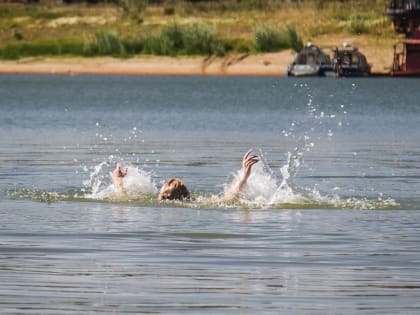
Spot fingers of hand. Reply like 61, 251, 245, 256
245, 156, 259, 168
243, 149, 253, 161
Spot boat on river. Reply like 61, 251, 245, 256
332, 43, 371, 77
287, 43, 335, 77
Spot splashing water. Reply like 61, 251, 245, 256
122, 166, 158, 198
83, 163, 157, 200
8, 90, 398, 210
221, 86, 399, 210
82, 161, 107, 198
225, 151, 308, 207
222, 151, 398, 209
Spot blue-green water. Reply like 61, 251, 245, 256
1, 74, 420, 314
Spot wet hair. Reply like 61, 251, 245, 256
158, 178, 190, 201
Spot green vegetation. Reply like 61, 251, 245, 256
136, 23, 246, 56
255, 25, 303, 52
84, 29, 126, 57
0, 0, 398, 60
0, 40, 84, 60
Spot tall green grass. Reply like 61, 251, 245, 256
136, 23, 224, 56
0, 22, 303, 59
183, 24, 215, 55
255, 25, 303, 52
348, 15, 370, 35
83, 29, 126, 57
0, 40, 84, 60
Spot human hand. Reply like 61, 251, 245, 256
242, 150, 259, 179
111, 163, 128, 180
223, 150, 259, 202
110, 163, 128, 198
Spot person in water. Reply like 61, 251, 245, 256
111, 150, 259, 202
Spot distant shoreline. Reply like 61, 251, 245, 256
0, 51, 391, 77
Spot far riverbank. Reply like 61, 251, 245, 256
0, 48, 393, 76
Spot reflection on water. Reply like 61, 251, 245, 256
1, 75, 420, 314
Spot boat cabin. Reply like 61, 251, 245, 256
287, 43, 334, 77
387, 0, 420, 34
333, 43, 371, 77
392, 29, 420, 75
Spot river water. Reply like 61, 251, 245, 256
1, 74, 420, 314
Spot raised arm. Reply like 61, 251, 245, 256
110, 163, 128, 198
223, 150, 259, 202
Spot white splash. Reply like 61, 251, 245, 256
82, 161, 107, 198
123, 166, 158, 198
224, 150, 398, 210
83, 162, 157, 200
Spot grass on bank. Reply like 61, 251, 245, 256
0, 23, 304, 59
0, 0, 398, 60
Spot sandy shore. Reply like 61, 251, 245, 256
0, 49, 391, 76
0, 52, 291, 76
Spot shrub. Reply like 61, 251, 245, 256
58, 41, 84, 55
285, 25, 303, 52
255, 26, 289, 52
159, 23, 184, 56
255, 25, 285, 52
136, 23, 218, 56
348, 15, 370, 35
183, 24, 214, 55
0, 40, 84, 60
139, 31, 162, 55
84, 29, 126, 57
124, 36, 143, 55
255, 25, 303, 52
211, 39, 231, 57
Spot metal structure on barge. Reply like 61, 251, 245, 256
387, 1, 420, 75
387, 0, 420, 35
391, 29, 420, 75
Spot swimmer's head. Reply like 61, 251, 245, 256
158, 178, 190, 201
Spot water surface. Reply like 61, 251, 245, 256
1, 75, 420, 313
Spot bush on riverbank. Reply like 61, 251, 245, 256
0, 23, 301, 59
255, 25, 303, 52
83, 29, 126, 57
0, 40, 84, 60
